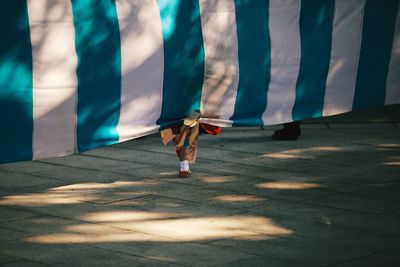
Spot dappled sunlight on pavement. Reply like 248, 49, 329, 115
25, 212, 291, 244
1, 122, 400, 266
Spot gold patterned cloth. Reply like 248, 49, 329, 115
160, 110, 201, 163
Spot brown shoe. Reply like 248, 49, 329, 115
178, 170, 191, 178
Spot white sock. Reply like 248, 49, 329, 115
180, 160, 189, 171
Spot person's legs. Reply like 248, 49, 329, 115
175, 125, 199, 178
272, 121, 301, 140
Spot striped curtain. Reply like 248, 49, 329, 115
1, 0, 399, 164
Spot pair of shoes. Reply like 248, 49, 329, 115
272, 122, 301, 140
178, 169, 191, 178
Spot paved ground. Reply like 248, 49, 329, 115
0, 105, 399, 266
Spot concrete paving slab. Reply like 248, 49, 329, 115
0, 180, 70, 198
33, 165, 137, 183
0, 226, 31, 242
0, 240, 174, 267
1, 199, 103, 221
0, 180, 151, 208
302, 192, 400, 214
203, 176, 334, 204
296, 123, 329, 129
320, 211, 400, 236
247, 200, 345, 227
217, 256, 310, 267
0, 171, 57, 191
0, 254, 23, 265
0, 106, 399, 266
208, 236, 373, 266
0, 215, 181, 244
332, 253, 400, 267
328, 122, 396, 129
0, 260, 50, 267
0, 206, 39, 223
84, 147, 176, 168
106, 195, 245, 218
133, 182, 240, 204
326, 182, 400, 201
40, 154, 148, 174
0, 161, 60, 174
93, 242, 253, 267
89, 196, 275, 242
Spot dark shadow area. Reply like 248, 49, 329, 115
0, 122, 399, 266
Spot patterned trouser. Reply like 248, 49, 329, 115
172, 124, 199, 163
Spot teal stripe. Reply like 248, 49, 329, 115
156, 0, 205, 128
292, 0, 335, 121
0, 1, 33, 163
230, 0, 271, 126
71, 0, 121, 152
352, 0, 399, 110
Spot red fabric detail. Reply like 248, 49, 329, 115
200, 123, 221, 135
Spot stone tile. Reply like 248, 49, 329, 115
0, 171, 56, 191
33, 166, 135, 183
111, 167, 182, 182
0, 107, 399, 265
203, 173, 336, 204
94, 242, 252, 267
1, 259, 49, 267
0, 254, 23, 265
326, 182, 400, 201
0, 206, 39, 223
107, 195, 244, 218
19, 201, 105, 221
237, 206, 366, 246
152, 183, 236, 204
322, 211, 400, 236
157, 170, 235, 186
328, 123, 395, 129
90, 196, 264, 242
208, 236, 373, 266
84, 147, 176, 168
192, 160, 341, 184
249, 196, 344, 220
0, 215, 83, 236
217, 256, 310, 267
297, 123, 329, 129
0, 226, 30, 242
1, 180, 71, 197
112, 178, 240, 204
1, 215, 183, 245
40, 154, 147, 174
332, 253, 400, 267
302, 193, 400, 214
0, 184, 149, 208
0, 240, 172, 267
0, 161, 57, 174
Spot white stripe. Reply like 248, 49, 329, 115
385, 4, 400, 105
323, 0, 365, 117
199, 0, 239, 127
115, 0, 164, 141
262, 0, 301, 125
27, 0, 78, 160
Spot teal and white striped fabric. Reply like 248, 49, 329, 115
1, 0, 399, 164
